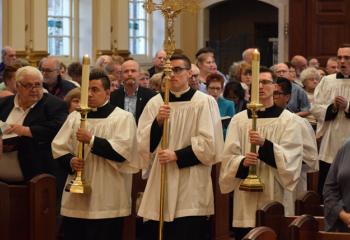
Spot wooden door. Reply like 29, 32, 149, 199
289, 0, 350, 64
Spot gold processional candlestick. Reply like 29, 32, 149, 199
239, 49, 264, 192
65, 55, 91, 194
143, 1, 198, 239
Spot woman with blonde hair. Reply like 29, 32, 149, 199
196, 52, 217, 85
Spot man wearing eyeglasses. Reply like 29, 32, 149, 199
40, 57, 76, 99
220, 67, 305, 240
189, 63, 206, 92
273, 77, 292, 109
274, 77, 318, 219
137, 54, 224, 240
311, 43, 350, 199
272, 62, 310, 117
0, 66, 67, 183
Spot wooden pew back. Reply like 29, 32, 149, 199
289, 214, 350, 240
0, 181, 10, 240
295, 191, 324, 216
243, 226, 277, 240
256, 201, 325, 240
0, 174, 56, 240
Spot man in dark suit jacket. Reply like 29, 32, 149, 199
110, 59, 156, 124
0, 66, 68, 182
40, 57, 77, 99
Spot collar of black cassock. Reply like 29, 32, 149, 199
161, 88, 196, 102
87, 103, 115, 118
247, 105, 284, 119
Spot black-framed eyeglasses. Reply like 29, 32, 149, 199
17, 81, 43, 90
40, 68, 58, 73
259, 80, 274, 85
171, 67, 189, 75
273, 91, 286, 96
208, 86, 222, 91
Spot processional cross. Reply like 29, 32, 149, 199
143, 1, 198, 239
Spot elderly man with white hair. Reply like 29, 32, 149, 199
0, 46, 16, 83
40, 57, 77, 99
0, 66, 68, 183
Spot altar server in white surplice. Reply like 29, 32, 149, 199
137, 54, 224, 240
311, 44, 350, 198
52, 69, 139, 240
220, 67, 304, 240
274, 77, 318, 215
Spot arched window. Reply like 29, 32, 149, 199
48, 0, 73, 57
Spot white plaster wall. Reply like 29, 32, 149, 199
95, 0, 111, 50
116, 0, 128, 50
9, 0, 26, 50
32, 0, 48, 51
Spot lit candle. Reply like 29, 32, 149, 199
250, 49, 260, 104
80, 55, 90, 108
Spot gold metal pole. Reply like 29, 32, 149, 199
143, 1, 198, 239
239, 103, 264, 192
239, 49, 264, 192
65, 55, 91, 194
65, 107, 91, 194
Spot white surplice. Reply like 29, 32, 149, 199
311, 74, 350, 164
283, 116, 318, 215
220, 109, 303, 227
52, 107, 139, 219
137, 91, 224, 222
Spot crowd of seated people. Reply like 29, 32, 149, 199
1, 43, 350, 240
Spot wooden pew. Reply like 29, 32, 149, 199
289, 214, 350, 240
256, 201, 325, 240
295, 191, 324, 216
211, 163, 231, 240
0, 181, 10, 240
307, 171, 318, 192
243, 226, 277, 240
0, 174, 56, 240
123, 163, 231, 240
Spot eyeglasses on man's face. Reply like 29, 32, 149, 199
191, 74, 199, 79
259, 80, 274, 85
273, 90, 287, 96
40, 68, 58, 73
171, 67, 189, 75
17, 81, 43, 90
208, 86, 222, 91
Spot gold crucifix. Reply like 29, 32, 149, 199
143, 1, 198, 239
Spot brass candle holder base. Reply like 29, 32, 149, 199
65, 176, 91, 194
239, 175, 264, 192
239, 101, 264, 192
65, 106, 91, 194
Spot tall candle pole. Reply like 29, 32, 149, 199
144, 1, 198, 239
250, 49, 260, 104
80, 55, 90, 108
65, 55, 91, 194
239, 49, 264, 192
